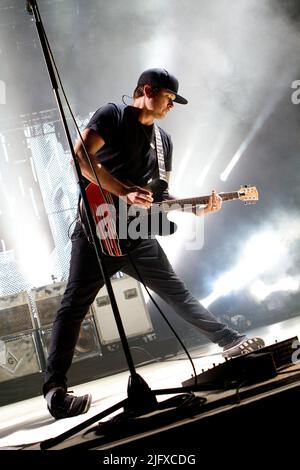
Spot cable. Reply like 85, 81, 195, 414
130, 346, 161, 363
167, 348, 225, 360
85, 392, 206, 439
122, 94, 133, 105
233, 380, 248, 403
67, 215, 79, 239
127, 250, 198, 387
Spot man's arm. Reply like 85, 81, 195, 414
74, 128, 153, 208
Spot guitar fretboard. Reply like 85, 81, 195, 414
158, 192, 240, 210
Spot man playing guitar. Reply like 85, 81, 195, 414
43, 68, 264, 419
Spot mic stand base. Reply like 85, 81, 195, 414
40, 387, 204, 450
125, 373, 158, 413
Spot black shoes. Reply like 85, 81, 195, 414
223, 336, 265, 358
45, 387, 92, 420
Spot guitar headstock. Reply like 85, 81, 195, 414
238, 185, 259, 203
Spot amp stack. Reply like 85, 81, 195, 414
0, 291, 41, 383
0, 274, 157, 402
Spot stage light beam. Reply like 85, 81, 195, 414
200, 230, 287, 308
249, 278, 299, 302
220, 101, 279, 182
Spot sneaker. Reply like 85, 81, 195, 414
223, 336, 265, 358
46, 387, 92, 420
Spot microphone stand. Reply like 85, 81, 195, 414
26, 0, 202, 450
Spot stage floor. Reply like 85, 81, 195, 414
1, 316, 300, 451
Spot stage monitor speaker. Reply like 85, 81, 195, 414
31, 282, 92, 328
92, 275, 153, 345
0, 291, 34, 336
39, 317, 102, 362
0, 331, 41, 382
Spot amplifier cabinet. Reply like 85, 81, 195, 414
0, 331, 41, 382
92, 275, 153, 345
0, 292, 34, 336
31, 282, 92, 328
39, 317, 101, 362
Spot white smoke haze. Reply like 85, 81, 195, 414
165, 0, 300, 190
200, 210, 300, 308
0, 0, 299, 325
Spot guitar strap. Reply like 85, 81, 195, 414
154, 125, 167, 183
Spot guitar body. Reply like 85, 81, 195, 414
82, 183, 177, 257
81, 181, 258, 257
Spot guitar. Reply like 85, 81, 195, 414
81, 181, 259, 257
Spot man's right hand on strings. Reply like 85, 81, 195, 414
121, 186, 153, 209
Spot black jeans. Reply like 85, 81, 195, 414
43, 223, 240, 395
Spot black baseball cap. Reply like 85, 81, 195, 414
137, 68, 188, 104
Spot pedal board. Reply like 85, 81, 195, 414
182, 336, 298, 389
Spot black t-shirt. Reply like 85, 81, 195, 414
86, 104, 173, 196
